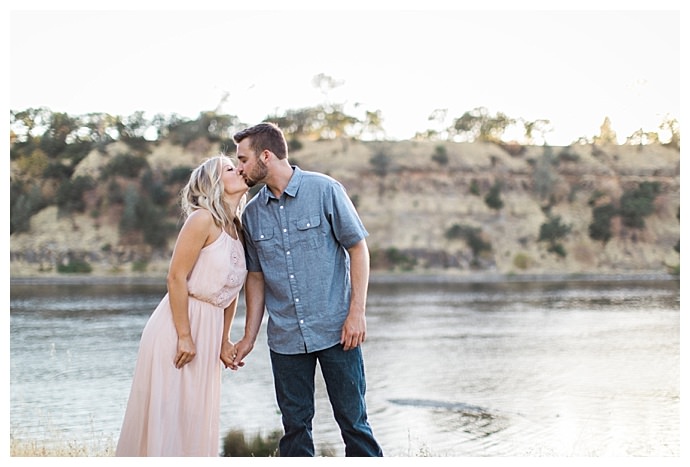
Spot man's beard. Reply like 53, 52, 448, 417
244, 158, 269, 187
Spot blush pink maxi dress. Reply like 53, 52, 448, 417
116, 231, 246, 456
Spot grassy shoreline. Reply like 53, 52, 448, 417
10, 271, 679, 287
9, 434, 117, 457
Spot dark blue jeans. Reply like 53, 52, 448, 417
270, 344, 383, 457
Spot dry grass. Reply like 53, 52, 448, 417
9, 430, 115, 457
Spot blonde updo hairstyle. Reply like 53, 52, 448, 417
180, 154, 245, 235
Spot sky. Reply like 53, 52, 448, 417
7, 1, 682, 145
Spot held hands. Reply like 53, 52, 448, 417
223, 337, 254, 371
174, 335, 197, 369
220, 340, 239, 369
220, 338, 250, 371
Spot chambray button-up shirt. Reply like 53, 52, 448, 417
242, 166, 369, 354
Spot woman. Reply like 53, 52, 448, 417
116, 154, 248, 456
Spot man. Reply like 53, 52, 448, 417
230, 122, 383, 457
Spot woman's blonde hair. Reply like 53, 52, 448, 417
180, 154, 246, 231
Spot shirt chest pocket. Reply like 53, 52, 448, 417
251, 227, 280, 261
293, 215, 325, 250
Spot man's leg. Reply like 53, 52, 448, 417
270, 350, 318, 457
319, 344, 383, 457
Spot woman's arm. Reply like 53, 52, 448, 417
167, 210, 214, 369
220, 296, 239, 368
230, 271, 266, 370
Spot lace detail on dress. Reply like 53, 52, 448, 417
188, 236, 246, 308
209, 280, 241, 308
214, 241, 245, 305
188, 271, 245, 307
230, 248, 240, 264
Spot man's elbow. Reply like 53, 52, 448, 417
349, 238, 369, 254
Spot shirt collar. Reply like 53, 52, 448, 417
260, 165, 302, 204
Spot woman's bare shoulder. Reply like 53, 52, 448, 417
183, 208, 216, 232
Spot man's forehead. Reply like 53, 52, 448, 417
235, 140, 252, 154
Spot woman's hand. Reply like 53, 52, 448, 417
174, 334, 197, 369
223, 337, 252, 371
220, 340, 237, 369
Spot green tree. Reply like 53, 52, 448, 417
10, 182, 46, 234
521, 118, 552, 145
418, 108, 449, 141
39, 111, 80, 158
10, 107, 52, 148
266, 107, 319, 139
626, 128, 659, 146
533, 146, 559, 202
103, 153, 149, 179
484, 181, 504, 211
141, 170, 171, 205
56, 175, 95, 215
79, 112, 119, 146
469, 179, 480, 196
359, 109, 385, 140
593, 116, 617, 145
369, 150, 391, 178
165, 112, 237, 147
539, 215, 572, 257
619, 181, 660, 229
431, 145, 449, 165
450, 107, 515, 143
120, 187, 141, 233
589, 204, 616, 244
321, 103, 359, 139
445, 223, 492, 267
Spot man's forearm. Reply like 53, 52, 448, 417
243, 271, 266, 342
348, 239, 370, 315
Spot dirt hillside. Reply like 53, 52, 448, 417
9, 138, 680, 279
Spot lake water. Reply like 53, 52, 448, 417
9, 276, 680, 457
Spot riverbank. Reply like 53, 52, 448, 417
10, 271, 680, 286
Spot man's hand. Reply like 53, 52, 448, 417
227, 337, 254, 370
341, 311, 367, 351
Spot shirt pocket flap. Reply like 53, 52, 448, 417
295, 215, 321, 231
252, 227, 275, 242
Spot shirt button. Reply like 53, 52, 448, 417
295, 298, 299, 303
283, 228, 287, 233
306, 223, 310, 227
280, 205, 284, 209
287, 251, 290, 255
260, 235, 264, 239
290, 274, 294, 279
299, 319, 304, 324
